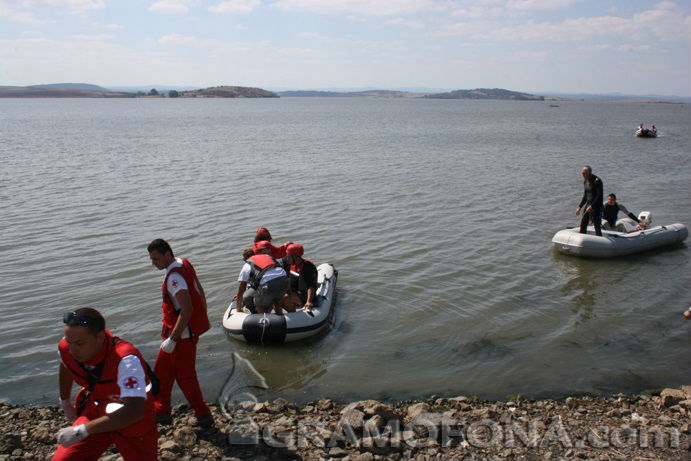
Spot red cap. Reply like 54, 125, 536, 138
286, 243, 304, 257
255, 227, 272, 242
253, 240, 272, 253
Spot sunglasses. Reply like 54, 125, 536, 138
63, 311, 94, 327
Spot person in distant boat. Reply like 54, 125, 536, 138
280, 244, 318, 314
602, 194, 642, 232
638, 124, 643, 130
52, 308, 158, 461
235, 240, 290, 314
253, 227, 292, 259
147, 239, 213, 428
651, 125, 657, 133
576, 165, 603, 236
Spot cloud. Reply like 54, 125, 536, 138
278, 47, 325, 58
149, 0, 197, 14
386, 17, 425, 29
442, 3, 690, 43
10, 12, 47, 24
72, 34, 113, 41
159, 33, 199, 44
273, 0, 450, 16
505, 0, 581, 11
208, 0, 260, 14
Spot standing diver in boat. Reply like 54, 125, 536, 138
602, 193, 643, 232
576, 165, 603, 236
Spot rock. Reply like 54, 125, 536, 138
660, 388, 687, 407
173, 427, 197, 447
317, 399, 334, 411
339, 408, 365, 431
404, 403, 430, 424
329, 447, 348, 456
160, 440, 181, 453
342, 400, 399, 421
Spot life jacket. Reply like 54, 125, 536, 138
59, 330, 157, 437
289, 258, 315, 294
247, 254, 282, 289
161, 258, 210, 337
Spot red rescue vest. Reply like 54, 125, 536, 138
58, 330, 156, 437
161, 258, 210, 337
247, 254, 282, 289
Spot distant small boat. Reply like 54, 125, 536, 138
549, 104, 559, 107
636, 128, 657, 138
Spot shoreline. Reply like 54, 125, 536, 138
1, 387, 688, 461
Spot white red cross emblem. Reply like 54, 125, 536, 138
172, 280, 178, 288
124, 377, 138, 389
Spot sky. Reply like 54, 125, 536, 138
0, 0, 689, 96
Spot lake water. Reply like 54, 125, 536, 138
1, 97, 689, 406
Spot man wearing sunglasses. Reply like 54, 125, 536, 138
53, 308, 157, 461
147, 238, 213, 428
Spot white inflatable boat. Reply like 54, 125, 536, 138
552, 212, 688, 258
223, 263, 338, 344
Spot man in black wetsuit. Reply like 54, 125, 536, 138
602, 193, 641, 231
576, 165, 603, 236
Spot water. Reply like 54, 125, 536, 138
1, 98, 689, 406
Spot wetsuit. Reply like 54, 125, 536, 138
603, 203, 639, 229
579, 174, 603, 236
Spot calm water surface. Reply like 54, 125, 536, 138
1, 98, 689, 405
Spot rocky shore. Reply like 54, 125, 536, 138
1, 387, 689, 461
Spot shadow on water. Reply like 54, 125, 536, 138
552, 252, 599, 324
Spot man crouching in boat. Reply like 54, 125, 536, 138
235, 240, 290, 314
53, 308, 157, 461
280, 243, 318, 314
602, 193, 644, 232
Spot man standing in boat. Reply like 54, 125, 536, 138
576, 165, 603, 236
147, 238, 214, 428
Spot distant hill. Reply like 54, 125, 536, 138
425, 88, 544, 101
0, 86, 133, 98
279, 90, 418, 98
27, 83, 110, 91
180, 85, 278, 98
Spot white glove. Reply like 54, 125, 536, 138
56, 424, 88, 448
160, 337, 177, 353
60, 398, 77, 421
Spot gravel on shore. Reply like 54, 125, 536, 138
1, 387, 689, 461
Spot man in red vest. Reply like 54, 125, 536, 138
147, 238, 213, 427
235, 240, 290, 314
53, 308, 157, 461
254, 226, 292, 259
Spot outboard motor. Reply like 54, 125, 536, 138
638, 211, 652, 226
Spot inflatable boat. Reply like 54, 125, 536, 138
552, 212, 687, 258
636, 128, 657, 138
223, 263, 338, 344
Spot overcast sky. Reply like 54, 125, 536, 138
1, 0, 689, 95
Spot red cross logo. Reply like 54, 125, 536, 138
124, 377, 138, 389
172, 280, 178, 288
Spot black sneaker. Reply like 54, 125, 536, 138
156, 413, 172, 425
191, 413, 214, 428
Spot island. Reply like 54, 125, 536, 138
424, 88, 544, 101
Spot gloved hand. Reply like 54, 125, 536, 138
160, 337, 177, 353
56, 424, 88, 448
60, 398, 77, 421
